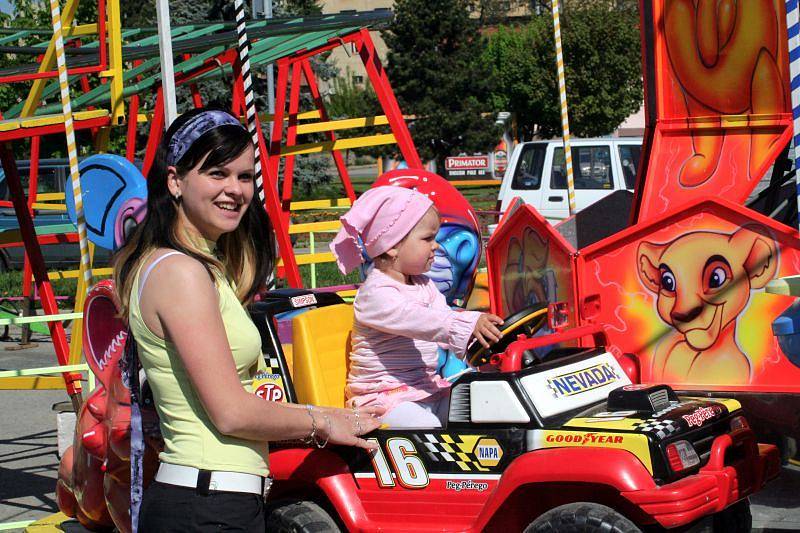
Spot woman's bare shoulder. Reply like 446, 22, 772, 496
141, 249, 215, 296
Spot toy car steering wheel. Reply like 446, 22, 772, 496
467, 303, 549, 367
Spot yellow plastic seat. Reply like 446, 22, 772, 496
290, 303, 353, 408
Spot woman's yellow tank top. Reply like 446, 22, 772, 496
128, 249, 268, 476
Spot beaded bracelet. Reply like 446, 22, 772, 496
304, 404, 330, 449
304, 404, 318, 445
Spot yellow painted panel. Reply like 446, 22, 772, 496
280, 134, 396, 157
449, 180, 501, 187
290, 198, 351, 211
24, 511, 74, 530
53, 267, 112, 280
295, 115, 389, 135
0, 376, 67, 390
36, 192, 66, 201
277, 252, 335, 267
288, 220, 340, 234
260, 110, 320, 122
63, 23, 99, 37
32, 203, 67, 211
0, 110, 109, 132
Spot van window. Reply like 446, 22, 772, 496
552, 146, 613, 190
618, 144, 641, 189
510, 144, 546, 190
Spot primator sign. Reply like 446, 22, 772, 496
445, 155, 490, 177
445, 156, 489, 170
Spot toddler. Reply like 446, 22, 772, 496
330, 186, 503, 428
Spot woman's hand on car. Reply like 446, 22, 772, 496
318, 405, 384, 451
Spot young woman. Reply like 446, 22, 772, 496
114, 108, 381, 532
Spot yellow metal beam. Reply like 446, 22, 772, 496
280, 134, 396, 157
135, 110, 324, 125
0, 110, 110, 132
36, 192, 66, 201
21, 0, 82, 117
288, 220, 340, 234
31, 203, 66, 211
449, 180, 501, 187
290, 198, 352, 211
63, 23, 99, 37
52, 267, 112, 280
295, 115, 389, 135
103, 0, 125, 125
0, 376, 67, 390
259, 110, 320, 122
277, 252, 335, 267
68, 241, 94, 365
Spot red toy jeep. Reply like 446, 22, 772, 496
250, 295, 780, 532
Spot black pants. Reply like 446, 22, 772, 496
138, 481, 265, 532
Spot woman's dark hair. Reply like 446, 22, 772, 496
114, 107, 275, 314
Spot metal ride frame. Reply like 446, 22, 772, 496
0, 7, 422, 386
0, 5, 424, 530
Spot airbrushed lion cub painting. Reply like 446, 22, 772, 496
636, 225, 778, 385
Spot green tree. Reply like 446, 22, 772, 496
484, 2, 642, 139
383, 0, 500, 169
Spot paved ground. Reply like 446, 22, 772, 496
1, 327, 799, 532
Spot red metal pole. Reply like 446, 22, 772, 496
142, 88, 165, 177
300, 58, 356, 202
126, 93, 140, 162
231, 56, 303, 288
267, 59, 290, 184
281, 60, 302, 224
0, 144, 82, 401
355, 29, 422, 169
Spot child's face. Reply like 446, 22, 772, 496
390, 207, 440, 278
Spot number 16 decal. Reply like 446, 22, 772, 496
368, 437, 429, 489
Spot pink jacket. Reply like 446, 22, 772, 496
346, 269, 481, 412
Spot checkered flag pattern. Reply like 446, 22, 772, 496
263, 355, 281, 375
412, 434, 489, 472
651, 401, 681, 418
631, 418, 679, 440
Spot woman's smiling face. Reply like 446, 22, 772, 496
169, 144, 255, 242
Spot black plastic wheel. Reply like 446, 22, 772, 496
525, 502, 642, 533
712, 498, 752, 533
264, 499, 341, 533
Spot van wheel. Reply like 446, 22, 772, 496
525, 502, 641, 533
264, 499, 341, 532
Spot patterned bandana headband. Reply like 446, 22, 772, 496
166, 110, 245, 166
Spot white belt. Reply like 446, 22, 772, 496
155, 462, 264, 495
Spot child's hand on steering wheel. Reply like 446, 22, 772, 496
472, 313, 504, 348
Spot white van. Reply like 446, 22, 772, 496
497, 137, 642, 223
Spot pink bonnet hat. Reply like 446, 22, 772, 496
329, 186, 433, 275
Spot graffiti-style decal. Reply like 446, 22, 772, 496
503, 228, 556, 316
682, 405, 722, 428
581, 202, 800, 392
635, 1, 792, 221
636, 225, 778, 384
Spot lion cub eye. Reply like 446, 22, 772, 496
659, 267, 676, 293
703, 259, 732, 292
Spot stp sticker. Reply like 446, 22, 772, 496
290, 293, 317, 308
253, 374, 286, 402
